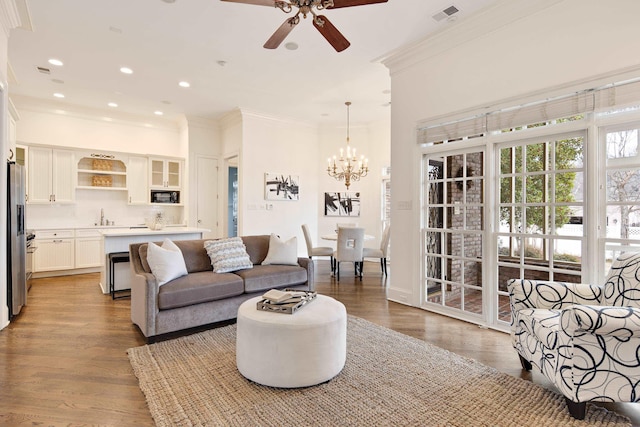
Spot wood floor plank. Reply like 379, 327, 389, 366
1, 262, 638, 425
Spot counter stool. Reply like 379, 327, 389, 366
109, 251, 131, 300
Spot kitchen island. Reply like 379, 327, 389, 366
99, 227, 208, 295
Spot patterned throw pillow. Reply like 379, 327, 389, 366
204, 237, 254, 273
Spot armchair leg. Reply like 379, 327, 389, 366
565, 398, 586, 420
518, 354, 532, 371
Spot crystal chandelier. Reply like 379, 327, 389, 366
327, 101, 369, 189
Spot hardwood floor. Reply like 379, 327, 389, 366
1, 260, 639, 426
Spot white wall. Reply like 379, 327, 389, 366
317, 118, 390, 249
239, 111, 319, 255
384, 0, 640, 306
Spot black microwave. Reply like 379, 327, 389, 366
151, 190, 180, 204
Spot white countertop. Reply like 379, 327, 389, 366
100, 227, 208, 237
29, 224, 188, 231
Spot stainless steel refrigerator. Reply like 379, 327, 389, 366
7, 161, 26, 319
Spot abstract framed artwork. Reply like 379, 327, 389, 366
324, 192, 361, 217
264, 173, 299, 201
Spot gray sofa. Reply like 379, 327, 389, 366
129, 235, 314, 341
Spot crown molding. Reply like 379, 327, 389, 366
379, 0, 564, 74
0, 0, 22, 37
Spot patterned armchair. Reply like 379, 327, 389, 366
508, 252, 640, 419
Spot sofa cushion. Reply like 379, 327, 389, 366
235, 264, 308, 293
205, 237, 254, 273
262, 233, 298, 266
146, 238, 188, 286
242, 235, 270, 265
158, 271, 245, 310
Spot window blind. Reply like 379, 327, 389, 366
418, 78, 640, 145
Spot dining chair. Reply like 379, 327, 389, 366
301, 224, 334, 269
333, 226, 365, 281
363, 224, 390, 276
336, 222, 357, 231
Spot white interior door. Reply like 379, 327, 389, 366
196, 155, 218, 239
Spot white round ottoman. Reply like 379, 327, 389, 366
236, 294, 347, 388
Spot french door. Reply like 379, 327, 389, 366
421, 149, 486, 322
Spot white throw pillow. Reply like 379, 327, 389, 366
262, 234, 298, 266
204, 237, 254, 273
146, 238, 188, 286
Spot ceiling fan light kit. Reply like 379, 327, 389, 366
221, 0, 388, 52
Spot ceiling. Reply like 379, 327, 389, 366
8, 0, 498, 126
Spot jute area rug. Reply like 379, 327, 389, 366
128, 316, 630, 427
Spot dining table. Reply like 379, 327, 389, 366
321, 233, 375, 241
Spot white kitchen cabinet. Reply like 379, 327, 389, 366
128, 156, 148, 204
33, 229, 75, 272
28, 147, 75, 204
74, 229, 102, 268
149, 158, 182, 189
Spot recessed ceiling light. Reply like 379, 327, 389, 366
178, 81, 190, 88
382, 89, 391, 94
154, 111, 164, 116
285, 42, 299, 50
48, 58, 63, 66
108, 102, 118, 107
216, 60, 227, 67
53, 93, 65, 98
51, 78, 64, 84
161, 100, 172, 105
161, 0, 176, 3
120, 67, 133, 74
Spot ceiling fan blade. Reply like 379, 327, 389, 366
264, 17, 298, 49
313, 15, 350, 52
220, 0, 278, 6
327, 0, 388, 9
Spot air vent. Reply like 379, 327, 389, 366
36, 66, 50, 74
432, 5, 460, 22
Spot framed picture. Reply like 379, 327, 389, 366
324, 192, 361, 217
264, 173, 299, 201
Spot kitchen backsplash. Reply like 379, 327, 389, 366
26, 190, 184, 229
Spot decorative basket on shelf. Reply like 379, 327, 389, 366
92, 175, 113, 187
92, 159, 113, 171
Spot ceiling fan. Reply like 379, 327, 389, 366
220, 0, 389, 52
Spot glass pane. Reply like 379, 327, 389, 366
605, 205, 640, 240
555, 137, 584, 169
554, 206, 583, 235
465, 207, 483, 230
428, 208, 443, 229
524, 269, 549, 280
525, 206, 546, 234
526, 175, 545, 203
526, 143, 546, 172
498, 294, 511, 322
464, 234, 482, 258
607, 169, 640, 202
499, 207, 512, 230
500, 147, 512, 174
464, 288, 483, 315
553, 239, 581, 264
512, 236, 523, 258
606, 129, 639, 160
466, 179, 483, 203
514, 146, 523, 173
464, 261, 482, 286
426, 279, 442, 301
515, 177, 523, 203
444, 285, 462, 309
524, 237, 544, 259
425, 255, 442, 281
500, 177, 512, 203
552, 171, 583, 202
497, 235, 510, 256
424, 233, 442, 255
448, 233, 462, 257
